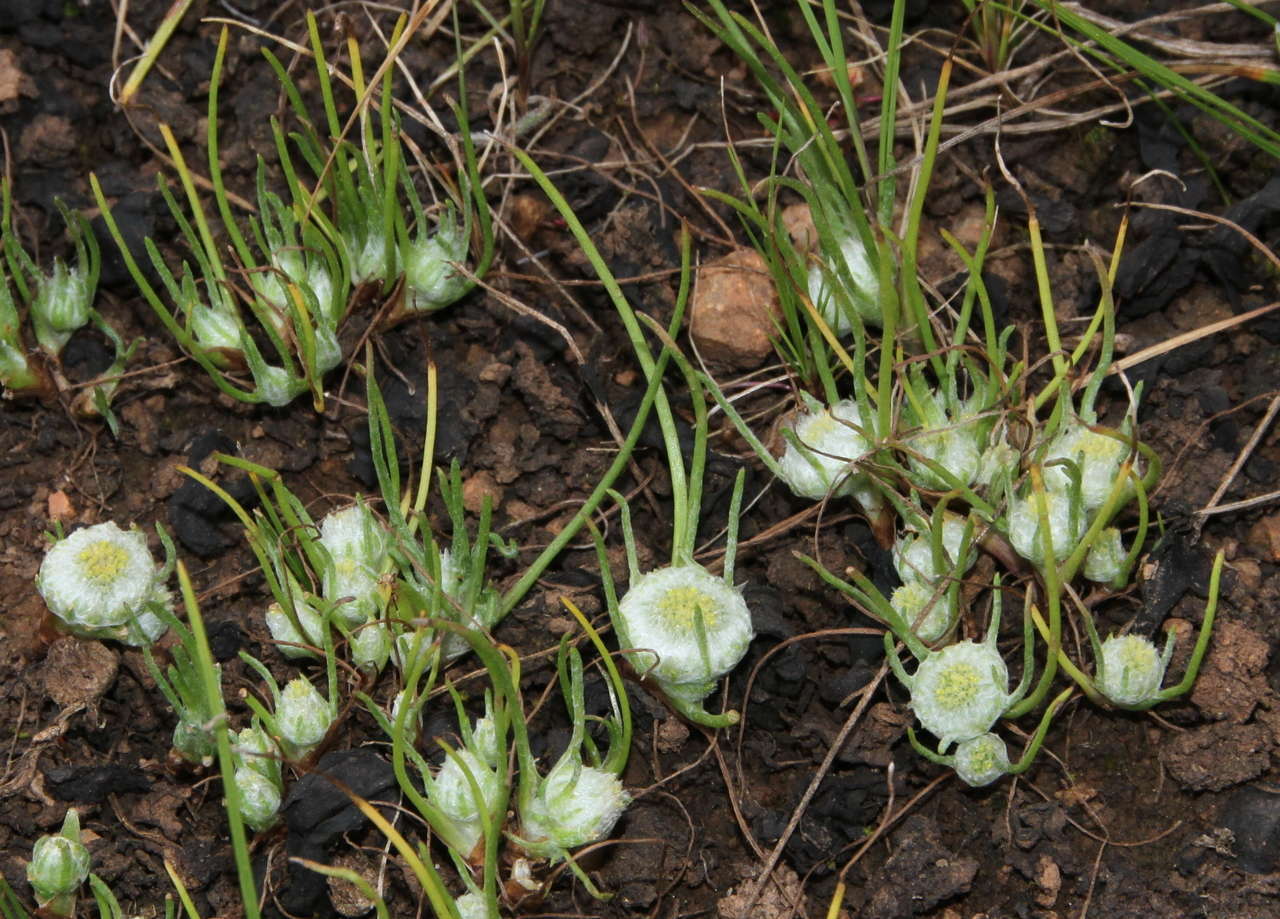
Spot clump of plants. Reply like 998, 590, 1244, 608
693, 0, 1225, 790
92, 13, 492, 410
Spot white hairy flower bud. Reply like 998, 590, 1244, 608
403, 218, 469, 313
1096, 634, 1170, 708
1008, 487, 1085, 567
778, 398, 873, 502
951, 732, 1011, 787
616, 564, 753, 705
893, 514, 971, 585
1083, 527, 1126, 585
234, 766, 282, 832
351, 621, 391, 673
27, 810, 90, 915
31, 258, 93, 355
891, 581, 953, 644
320, 503, 387, 627
433, 749, 503, 855
265, 600, 325, 659
1044, 422, 1131, 511
275, 676, 333, 757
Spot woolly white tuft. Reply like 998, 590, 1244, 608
320, 504, 387, 626
1008, 487, 1085, 567
523, 755, 630, 852
1096, 634, 1166, 707
433, 749, 503, 855
616, 564, 752, 703
805, 233, 881, 335
1044, 422, 1130, 511
276, 676, 332, 754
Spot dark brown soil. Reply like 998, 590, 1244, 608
2, 2, 1280, 918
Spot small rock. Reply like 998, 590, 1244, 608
1034, 855, 1061, 908
782, 203, 818, 253
716, 862, 807, 919
42, 638, 118, 711
1162, 721, 1270, 791
0, 48, 36, 111
689, 248, 780, 370
1220, 785, 1280, 873
462, 470, 503, 514
1246, 514, 1280, 561
18, 113, 77, 162
1190, 620, 1270, 723
47, 490, 74, 523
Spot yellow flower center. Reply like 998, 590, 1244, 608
1117, 636, 1157, 672
801, 411, 839, 442
77, 540, 130, 584
966, 742, 996, 773
934, 662, 981, 710
657, 586, 720, 632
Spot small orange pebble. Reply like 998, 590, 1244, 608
47, 489, 75, 522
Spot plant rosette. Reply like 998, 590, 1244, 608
36, 521, 171, 645
615, 564, 753, 720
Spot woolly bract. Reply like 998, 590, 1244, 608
1096, 634, 1167, 708
805, 233, 881, 335
909, 640, 1010, 750
234, 766, 281, 832
37, 521, 168, 641
952, 733, 1010, 787
777, 398, 872, 501
523, 755, 630, 852
265, 600, 325, 659
404, 217, 470, 313
616, 564, 753, 704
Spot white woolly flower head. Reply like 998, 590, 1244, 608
276, 676, 333, 756
1044, 422, 1131, 511
778, 398, 872, 501
1008, 487, 1085, 567
908, 639, 1011, 750
952, 733, 1011, 787
1096, 634, 1168, 708
891, 581, 953, 645
320, 503, 387, 626
37, 521, 167, 638
433, 749, 503, 855
26, 810, 90, 908
234, 723, 280, 781
893, 513, 972, 585
351, 621, 392, 673
616, 564, 753, 704
806, 232, 881, 335
523, 754, 630, 852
